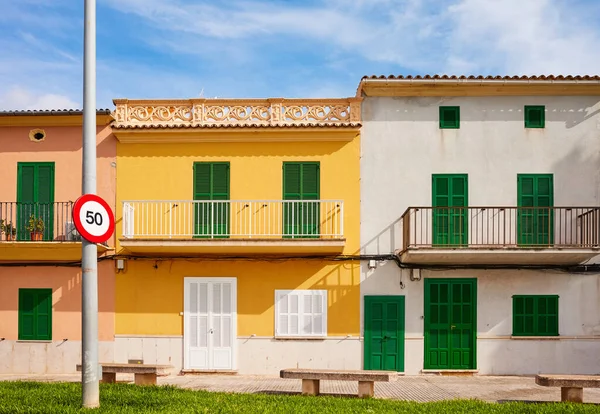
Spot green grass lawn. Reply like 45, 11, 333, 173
0, 381, 597, 413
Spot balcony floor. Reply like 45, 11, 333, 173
0, 242, 112, 263
398, 247, 600, 265
119, 238, 346, 256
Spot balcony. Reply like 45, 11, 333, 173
120, 200, 345, 255
399, 206, 600, 265
0, 202, 111, 262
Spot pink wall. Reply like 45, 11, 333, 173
0, 122, 116, 244
0, 261, 115, 341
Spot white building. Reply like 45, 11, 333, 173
359, 75, 600, 375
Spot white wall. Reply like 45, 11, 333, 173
360, 94, 600, 374
361, 95, 600, 255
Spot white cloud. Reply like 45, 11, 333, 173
0, 86, 80, 111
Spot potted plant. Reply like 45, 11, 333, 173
25, 214, 45, 241
3, 221, 16, 241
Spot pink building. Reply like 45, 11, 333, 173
0, 109, 117, 373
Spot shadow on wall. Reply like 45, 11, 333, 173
365, 96, 600, 129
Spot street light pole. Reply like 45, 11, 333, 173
82, 0, 99, 408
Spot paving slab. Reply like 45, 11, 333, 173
2, 373, 600, 403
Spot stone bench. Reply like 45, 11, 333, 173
535, 374, 600, 403
76, 363, 173, 386
280, 368, 399, 398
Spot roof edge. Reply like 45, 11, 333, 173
0, 109, 112, 117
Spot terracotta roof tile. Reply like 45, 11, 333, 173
361, 75, 600, 80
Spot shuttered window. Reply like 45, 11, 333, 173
17, 162, 55, 241
282, 162, 320, 237
18, 288, 52, 340
439, 106, 460, 129
512, 295, 559, 336
275, 290, 327, 337
193, 162, 230, 238
524, 105, 545, 128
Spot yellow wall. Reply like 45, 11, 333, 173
115, 133, 360, 336
116, 260, 360, 336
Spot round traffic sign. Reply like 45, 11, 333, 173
72, 194, 115, 244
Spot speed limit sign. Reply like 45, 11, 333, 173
72, 194, 115, 244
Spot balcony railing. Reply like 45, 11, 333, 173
122, 200, 344, 239
0, 202, 80, 242
401, 206, 600, 252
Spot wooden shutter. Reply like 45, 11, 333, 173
283, 163, 320, 237
275, 290, 327, 337
518, 174, 554, 245
37, 164, 55, 241
513, 295, 558, 336
283, 163, 302, 200
211, 163, 230, 237
18, 289, 52, 340
17, 163, 55, 241
432, 174, 468, 246
193, 163, 230, 237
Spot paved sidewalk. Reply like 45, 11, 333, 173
2, 373, 600, 403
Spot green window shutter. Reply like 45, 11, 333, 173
19, 288, 52, 340
17, 163, 55, 241
439, 106, 460, 129
517, 174, 554, 246
300, 163, 320, 200
193, 163, 212, 200
512, 295, 558, 336
525, 105, 545, 128
283, 163, 302, 200
432, 174, 468, 246
17, 164, 36, 204
211, 163, 230, 201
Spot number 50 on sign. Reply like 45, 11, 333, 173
72, 194, 115, 244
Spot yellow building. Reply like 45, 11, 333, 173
111, 98, 362, 373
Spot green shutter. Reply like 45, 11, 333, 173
513, 295, 558, 336
193, 162, 230, 238
283, 162, 320, 238
432, 174, 467, 246
17, 162, 55, 241
517, 174, 554, 246
525, 105, 545, 128
439, 106, 460, 129
18, 288, 52, 340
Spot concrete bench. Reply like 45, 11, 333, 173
76, 363, 173, 386
280, 368, 398, 398
535, 374, 600, 403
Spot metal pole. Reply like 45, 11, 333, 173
82, 0, 99, 408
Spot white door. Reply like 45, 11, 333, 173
184, 277, 237, 370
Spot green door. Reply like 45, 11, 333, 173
424, 278, 476, 370
517, 174, 554, 246
193, 162, 230, 238
432, 174, 468, 246
283, 162, 320, 238
17, 162, 55, 241
364, 296, 405, 372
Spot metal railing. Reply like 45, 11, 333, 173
122, 200, 344, 239
400, 206, 600, 252
0, 202, 79, 242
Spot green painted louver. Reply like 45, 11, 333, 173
513, 295, 559, 336
439, 106, 460, 129
524, 105, 545, 128
193, 162, 230, 238
16, 162, 55, 241
364, 296, 405, 372
18, 288, 52, 341
283, 162, 320, 238
424, 278, 477, 370
517, 174, 553, 246
432, 174, 468, 246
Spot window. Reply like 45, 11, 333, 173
432, 174, 468, 246
193, 162, 230, 238
512, 295, 558, 336
17, 162, 55, 241
439, 106, 460, 129
524, 105, 545, 128
18, 288, 52, 340
275, 290, 327, 337
282, 162, 320, 238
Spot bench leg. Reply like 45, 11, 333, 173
358, 381, 374, 398
134, 373, 157, 386
561, 387, 583, 403
101, 372, 116, 384
302, 379, 320, 396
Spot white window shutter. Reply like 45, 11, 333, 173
275, 290, 327, 337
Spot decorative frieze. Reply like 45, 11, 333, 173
112, 98, 361, 128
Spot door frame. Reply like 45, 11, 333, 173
183, 277, 238, 370
363, 295, 405, 372
423, 278, 477, 370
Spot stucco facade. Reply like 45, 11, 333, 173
112, 98, 362, 374
359, 79, 600, 375
0, 113, 117, 373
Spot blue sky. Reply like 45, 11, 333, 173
1, 0, 599, 110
